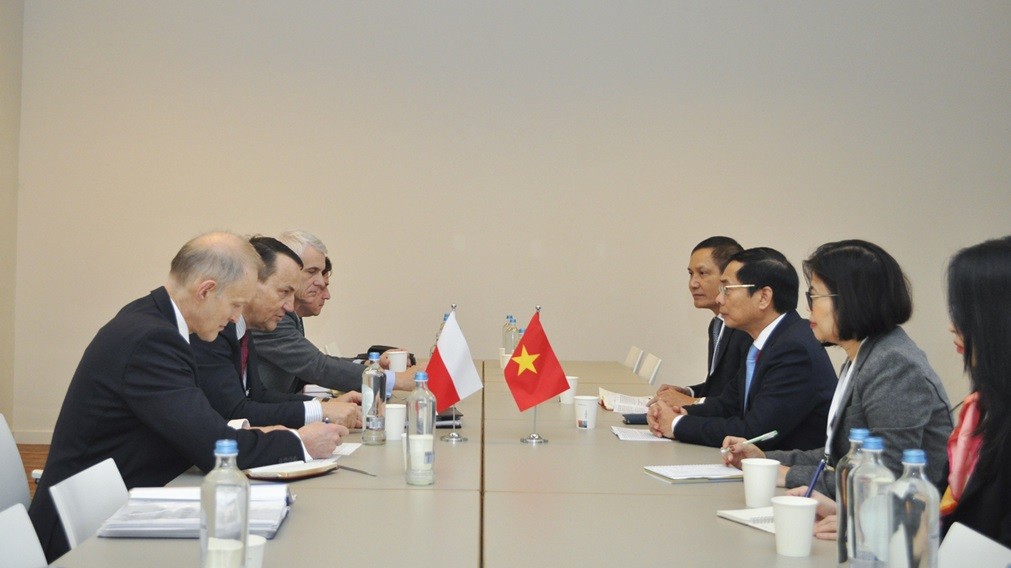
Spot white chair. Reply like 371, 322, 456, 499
637, 353, 662, 385
622, 346, 644, 373
0, 504, 48, 568
49, 457, 128, 550
0, 414, 30, 512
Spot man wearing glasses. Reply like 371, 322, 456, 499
647, 247, 836, 451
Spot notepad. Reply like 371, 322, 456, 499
643, 464, 744, 483
598, 388, 651, 413
716, 506, 776, 534
610, 426, 667, 442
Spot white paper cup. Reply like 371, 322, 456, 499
388, 350, 409, 372
741, 458, 780, 508
385, 404, 406, 441
574, 395, 598, 429
559, 376, 578, 404
500, 351, 511, 369
771, 496, 818, 557
245, 534, 266, 568
205, 537, 243, 568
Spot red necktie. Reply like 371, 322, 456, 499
240, 334, 250, 385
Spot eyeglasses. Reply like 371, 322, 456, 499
718, 284, 755, 296
805, 289, 838, 309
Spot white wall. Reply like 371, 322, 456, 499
13, 1, 1011, 441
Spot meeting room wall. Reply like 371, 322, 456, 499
8, 1, 1011, 441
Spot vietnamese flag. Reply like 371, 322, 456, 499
426, 311, 483, 412
503, 312, 569, 412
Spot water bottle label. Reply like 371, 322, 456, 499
365, 415, 384, 430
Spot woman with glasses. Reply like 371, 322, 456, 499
941, 236, 1011, 547
723, 240, 952, 500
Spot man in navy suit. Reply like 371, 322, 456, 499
647, 247, 836, 451
29, 232, 349, 562
192, 236, 361, 428
653, 236, 752, 406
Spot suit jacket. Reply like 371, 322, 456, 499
943, 448, 1011, 548
29, 288, 304, 562
252, 311, 364, 394
673, 310, 836, 450
192, 322, 313, 428
687, 319, 752, 399
768, 326, 953, 498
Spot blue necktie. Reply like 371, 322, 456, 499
744, 345, 759, 409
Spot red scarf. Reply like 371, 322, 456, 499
941, 392, 983, 515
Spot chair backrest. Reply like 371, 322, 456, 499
637, 353, 662, 385
49, 457, 128, 550
0, 504, 48, 568
623, 346, 644, 373
0, 414, 30, 512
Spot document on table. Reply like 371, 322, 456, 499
717, 506, 776, 534
598, 388, 651, 413
643, 464, 744, 483
610, 426, 667, 442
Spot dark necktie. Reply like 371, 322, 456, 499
709, 318, 724, 373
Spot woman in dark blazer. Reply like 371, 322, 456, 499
942, 236, 1011, 548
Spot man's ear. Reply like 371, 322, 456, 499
756, 286, 774, 310
195, 279, 218, 300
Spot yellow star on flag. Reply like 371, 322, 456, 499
511, 346, 540, 375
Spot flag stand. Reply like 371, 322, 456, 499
440, 406, 467, 443
520, 406, 548, 444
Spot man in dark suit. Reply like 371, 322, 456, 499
29, 232, 349, 562
647, 247, 836, 451
653, 236, 752, 406
192, 236, 361, 428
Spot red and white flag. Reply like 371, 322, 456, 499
426, 311, 483, 413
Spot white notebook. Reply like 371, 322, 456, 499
643, 464, 744, 483
610, 426, 667, 442
716, 506, 776, 534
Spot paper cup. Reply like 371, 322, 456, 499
385, 404, 406, 441
559, 376, 578, 404
245, 534, 266, 568
771, 496, 817, 557
742, 458, 780, 508
574, 395, 598, 429
388, 350, 409, 372
500, 351, 511, 369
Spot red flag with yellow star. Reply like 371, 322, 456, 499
503, 312, 569, 411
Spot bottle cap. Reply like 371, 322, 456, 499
901, 449, 926, 465
862, 436, 884, 451
214, 439, 238, 456
414, 371, 429, 382
368, 352, 381, 361
848, 428, 870, 441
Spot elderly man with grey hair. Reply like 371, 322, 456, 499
252, 229, 418, 397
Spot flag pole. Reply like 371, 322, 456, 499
521, 305, 549, 444
440, 304, 468, 443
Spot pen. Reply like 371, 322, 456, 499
720, 430, 778, 455
338, 464, 377, 477
804, 459, 827, 498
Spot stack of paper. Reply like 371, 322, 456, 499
610, 426, 666, 442
598, 388, 651, 413
98, 484, 292, 539
643, 464, 744, 483
717, 507, 776, 533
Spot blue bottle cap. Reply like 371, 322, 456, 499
214, 439, 238, 455
849, 428, 871, 441
414, 371, 428, 382
902, 449, 926, 464
862, 436, 884, 451
368, 352, 381, 361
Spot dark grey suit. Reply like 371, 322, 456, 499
252, 311, 364, 394
687, 318, 752, 399
768, 326, 953, 497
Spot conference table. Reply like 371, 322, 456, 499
51, 361, 834, 567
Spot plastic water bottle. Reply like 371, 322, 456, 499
852, 436, 895, 567
430, 313, 449, 355
502, 315, 514, 351
507, 318, 520, 352
200, 439, 249, 568
837, 427, 871, 563
361, 352, 386, 445
406, 371, 437, 486
887, 449, 939, 568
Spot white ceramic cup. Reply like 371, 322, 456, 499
245, 534, 266, 568
741, 458, 780, 508
559, 376, 578, 404
573, 395, 598, 429
387, 350, 409, 372
385, 403, 406, 441
771, 495, 818, 557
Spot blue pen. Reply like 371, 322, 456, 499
804, 459, 827, 498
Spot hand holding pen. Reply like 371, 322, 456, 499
720, 430, 778, 467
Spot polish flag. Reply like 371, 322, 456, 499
426, 311, 483, 412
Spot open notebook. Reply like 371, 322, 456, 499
643, 464, 744, 483
716, 506, 776, 534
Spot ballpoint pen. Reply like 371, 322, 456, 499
720, 430, 778, 455
804, 459, 827, 498
338, 464, 377, 477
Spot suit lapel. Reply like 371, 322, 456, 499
744, 311, 799, 409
